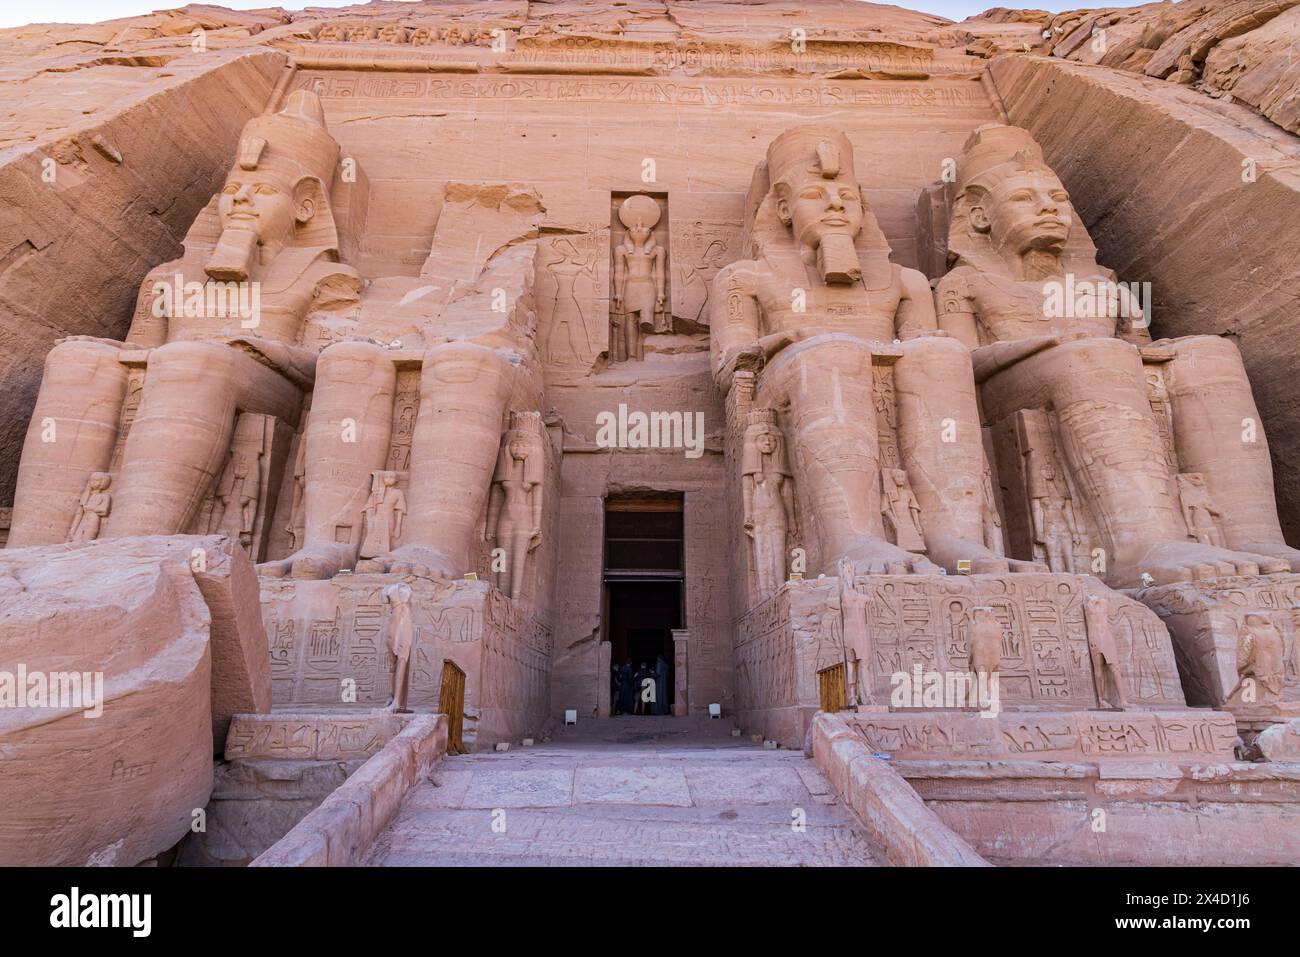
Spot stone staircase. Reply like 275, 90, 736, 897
362, 722, 882, 866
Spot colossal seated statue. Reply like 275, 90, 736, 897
935, 124, 1300, 588
261, 182, 548, 583
711, 125, 1038, 578
7, 91, 360, 549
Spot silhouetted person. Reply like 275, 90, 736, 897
634, 661, 654, 715
617, 658, 635, 715
655, 653, 670, 715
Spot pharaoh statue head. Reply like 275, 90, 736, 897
207, 90, 342, 281
766, 126, 865, 283
947, 124, 1103, 277
742, 409, 791, 477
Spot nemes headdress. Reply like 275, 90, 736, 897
946, 123, 1101, 274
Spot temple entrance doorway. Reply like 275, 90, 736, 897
604, 494, 683, 717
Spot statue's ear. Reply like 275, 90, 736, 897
291, 176, 340, 252
773, 183, 792, 226
293, 177, 320, 226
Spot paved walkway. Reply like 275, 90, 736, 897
364, 718, 880, 866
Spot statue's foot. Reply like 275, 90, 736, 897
355, 544, 459, 580
924, 535, 1048, 575
257, 543, 355, 580
825, 537, 942, 576
1235, 541, 1300, 573
1119, 540, 1290, 588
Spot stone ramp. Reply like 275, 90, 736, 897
362, 736, 881, 867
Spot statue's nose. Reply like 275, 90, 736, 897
233, 184, 254, 204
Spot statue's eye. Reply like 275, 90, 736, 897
800, 187, 826, 200
1051, 191, 1069, 203
840, 190, 858, 202
254, 184, 278, 195
222, 183, 239, 194
1009, 190, 1033, 202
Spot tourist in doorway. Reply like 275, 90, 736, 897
655, 653, 670, 715
634, 661, 654, 715
618, 658, 635, 715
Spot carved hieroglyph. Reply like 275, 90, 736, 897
9, 91, 360, 551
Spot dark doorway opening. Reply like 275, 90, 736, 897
604, 494, 683, 717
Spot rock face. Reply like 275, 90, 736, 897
1035, 0, 1300, 134
0, 534, 270, 865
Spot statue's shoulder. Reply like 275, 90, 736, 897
934, 265, 979, 311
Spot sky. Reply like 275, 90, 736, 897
0, 0, 1149, 32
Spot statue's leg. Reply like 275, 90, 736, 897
981, 336, 1283, 586
107, 341, 300, 538
896, 336, 1042, 574
368, 341, 515, 578
760, 335, 939, 575
1164, 335, 1299, 569
263, 341, 396, 579
8, 340, 129, 548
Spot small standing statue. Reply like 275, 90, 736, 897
742, 410, 796, 599
1030, 457, 1082, 573
69, 472, 112, 543
207, 454, 259, 548
880, 468, 925, 553
612, 194, 667, 362
384, 582, 414, 713
1083, 594, 1128, 710
1177, 473, 1225, 547
967, 606, 1003, 690
487, 413, 545, 600
359, 470, 407, 560
1230, 612, 1286, 705
837, 556, 871, 705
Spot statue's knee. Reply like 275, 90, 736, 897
423, 341, 511, 386
149, 339, 234, 377
320, 339, 389, 368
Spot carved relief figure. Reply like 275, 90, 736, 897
384, 582, 414, 713
711, 125, 1036, 576
9, 91, 360, 549
486, 412, 546, 600
1177, 473, 1224, 547
880, 468, 925, 552
286, 438, 308, 552
68, 473, 112, 543
743, 409, 796, 598
359, 470, 407, 559
935, 123, 1299, 586
207, 455, 258, 548
612, 194, 667, 362
544, 238, 596, 364
1231, 612, 1286, 704
1083, 594, 1127, 709
1029, 457, 1082, 573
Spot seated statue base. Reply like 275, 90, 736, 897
259, 573, 552, 751
1136, 574, 1300, 732
735, 573, 1197, 750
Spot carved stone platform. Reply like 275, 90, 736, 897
260, 575, 551, 750
1137, 573, 1300, 731
736, 572, 1192, 749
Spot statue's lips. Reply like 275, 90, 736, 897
820, 217, 850, 226
1034, 216, 1066, 230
